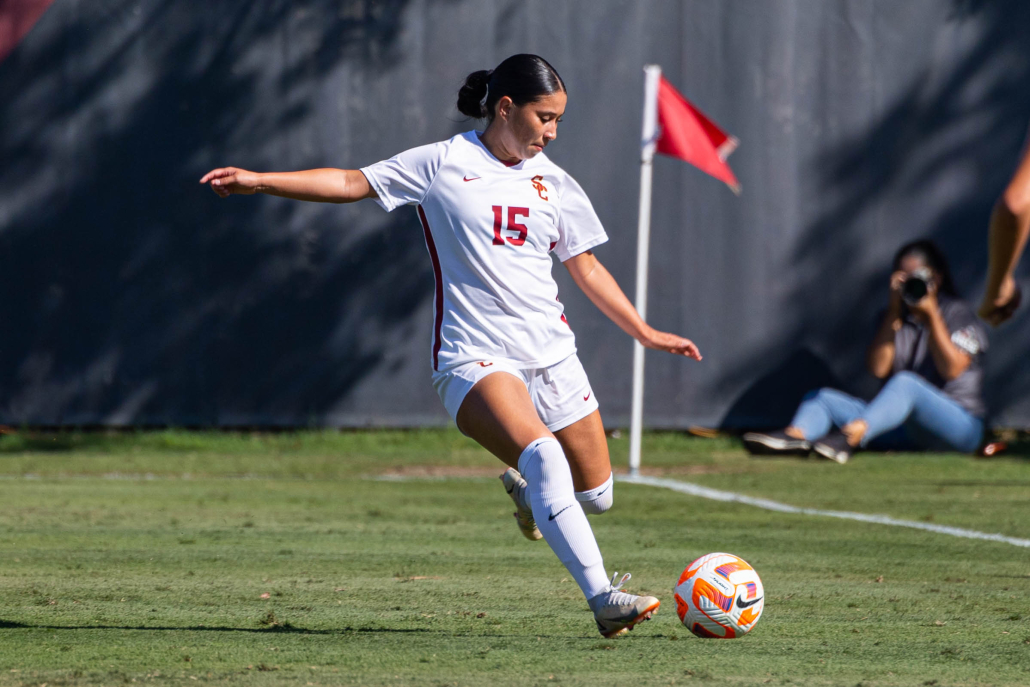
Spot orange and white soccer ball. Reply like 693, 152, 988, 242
674, 552, 764, 638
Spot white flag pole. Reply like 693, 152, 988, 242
628, 64, 661, 478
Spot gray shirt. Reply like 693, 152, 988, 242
892, 295, 988, 417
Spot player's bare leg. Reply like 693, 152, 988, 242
555, 410, 615, 515
457, 372, 547, 539
554, 410, 610, 490
457, 371, 606, 590
555, 410, 655, 634
456, 372, 552, 468
460, 379, 657, 635
457, 373, 656, 635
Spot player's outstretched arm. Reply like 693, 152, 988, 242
199, 167, 378, 204
980, 135, 1030, 326
564, 250, 702, 361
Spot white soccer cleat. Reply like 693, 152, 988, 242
589, 572, 660, 638
500, 468, 542, 541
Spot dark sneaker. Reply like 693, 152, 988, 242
812, 431, 852, 464
742, 430, 811, 456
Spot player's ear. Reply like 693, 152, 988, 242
496, 96, 514, 122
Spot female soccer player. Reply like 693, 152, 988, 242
200, 54, 702, 637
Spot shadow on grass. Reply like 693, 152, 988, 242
0, 619, 674, 641
0, 619, 435, 635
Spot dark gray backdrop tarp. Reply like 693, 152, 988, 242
2, 0, 1029, 428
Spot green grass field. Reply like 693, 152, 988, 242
0, 430, 1028, 686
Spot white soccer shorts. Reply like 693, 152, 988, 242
432, 353, 599, 433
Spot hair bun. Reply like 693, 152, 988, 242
456, 56, 565, 122
457, 69, 493, 118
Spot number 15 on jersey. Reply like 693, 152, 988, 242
492, 206, 530, 247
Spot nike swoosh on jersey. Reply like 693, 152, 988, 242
735, 596, 763, 609
583, 391, 591, 401
548, 504, 573, 521
463, 175, 481, 182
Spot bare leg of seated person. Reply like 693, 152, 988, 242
841, 420, 868, 447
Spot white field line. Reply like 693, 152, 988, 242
618, 474, 1030, 549
20, 470, 1021, 547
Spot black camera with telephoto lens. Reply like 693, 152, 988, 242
901, 267, 933, 305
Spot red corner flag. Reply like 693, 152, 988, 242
655, 75, 740, 193
629, 65, 739, 476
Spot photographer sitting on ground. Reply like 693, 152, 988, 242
744, 240, 988, 464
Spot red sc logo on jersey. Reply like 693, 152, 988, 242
531, 175, 548, 201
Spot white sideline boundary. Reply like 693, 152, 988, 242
618, 474, 1030, 549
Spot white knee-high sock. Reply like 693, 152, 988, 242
576, 472, 614, 515
518, 438, 610, 600
514, 471, 614, 516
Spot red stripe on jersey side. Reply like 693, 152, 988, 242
417, 205, 445, 371
557, 295, 570, 327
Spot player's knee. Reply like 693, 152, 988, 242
518, 437, 575, 500
575, 473, 614, 515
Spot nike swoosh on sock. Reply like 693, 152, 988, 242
548, 504, 573, 521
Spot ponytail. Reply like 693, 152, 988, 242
456, 54, 565, 120
457, 69, 494, 118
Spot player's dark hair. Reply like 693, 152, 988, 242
893, 239, 958, 296
456, 54, 566, 120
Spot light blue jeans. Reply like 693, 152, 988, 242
790, 371, 984, 453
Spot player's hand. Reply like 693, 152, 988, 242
641, 328, 702, 361
199, 167, 261, 197
978, 275, 1022, 326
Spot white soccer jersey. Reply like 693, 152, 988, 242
361, 131, 608, 372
